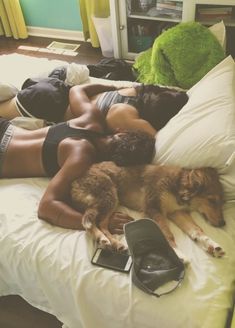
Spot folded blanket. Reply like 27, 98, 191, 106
133, 22, 225, 89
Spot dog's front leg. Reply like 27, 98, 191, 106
145, 209, 176, 248
169, 211, 225, 257
99, 216, 127, 251
145, 209, 188, 263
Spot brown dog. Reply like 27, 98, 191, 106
71, 162, 225, 258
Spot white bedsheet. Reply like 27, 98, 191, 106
0, 54, 234, 328
0, 177, 235, 328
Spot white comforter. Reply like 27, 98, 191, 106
0, 54, 234, 328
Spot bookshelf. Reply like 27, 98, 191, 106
194, 1, 235, 57
110, 0, 235, 60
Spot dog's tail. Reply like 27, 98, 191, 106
82, 208, 99, 230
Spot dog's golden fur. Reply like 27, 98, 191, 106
71, 162, 225, 257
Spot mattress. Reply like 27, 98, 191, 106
0, 54, 234, 328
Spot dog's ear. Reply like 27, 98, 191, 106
179, 169, 206, 202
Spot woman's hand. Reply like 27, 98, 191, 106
108, 211, 134, 235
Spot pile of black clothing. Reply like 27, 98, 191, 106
87, 58, 137, 81
48, 58, 137, 83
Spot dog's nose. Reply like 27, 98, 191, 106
218, 220, 226, 227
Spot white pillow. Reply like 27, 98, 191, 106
153, 56, 235, 201
209, 20, 226, 51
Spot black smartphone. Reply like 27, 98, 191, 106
91, 248, 132, 273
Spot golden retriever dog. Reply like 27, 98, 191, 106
71, 162, 225, 258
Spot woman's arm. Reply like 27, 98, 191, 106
37, 148, 92, 230
68, 84, 125, 121
69, 85, 99, 116
77, 83, 117, 98
38, 146, 133, 233
69, 84, 117, 115
68, 85, 107, 130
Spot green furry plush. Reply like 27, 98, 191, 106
133, 22, 225, 89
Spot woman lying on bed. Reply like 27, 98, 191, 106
0, 86, 155, 234
0, 77, 188, 137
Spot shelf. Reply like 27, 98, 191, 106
195, 3, 235, 27
128, 13, 181, 23
197, 19, 235, 27
128, 1, 183, 22
127, 18, 177, 53
194, 0, 235, 4
110, 0, 235, 60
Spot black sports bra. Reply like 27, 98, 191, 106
42, 122, 103, 176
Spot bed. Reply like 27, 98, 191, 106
0, 53, 235, 328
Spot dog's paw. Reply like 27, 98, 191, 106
173, 248, 190, 265
196, 235, 225, 258
111, 239, 128, 252
98, 235, 112, 248
207, 244, 225, 258
98, 235, 127, 252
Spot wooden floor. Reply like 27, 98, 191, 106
0, 35, 103, 65
0, 296, 62, 328
0, 35, 104, 328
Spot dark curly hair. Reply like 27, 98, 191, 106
135, 84, 188, 130
104, 130, 155, 166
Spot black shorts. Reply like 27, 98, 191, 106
15, 77, 71, 124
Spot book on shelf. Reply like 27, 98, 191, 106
155, 10, 182, 19
156, 3, 183, 11
197, 7, 233, 14
156, 0, 182, 4
155, 0, 182, 18
197, 6, 233, 21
